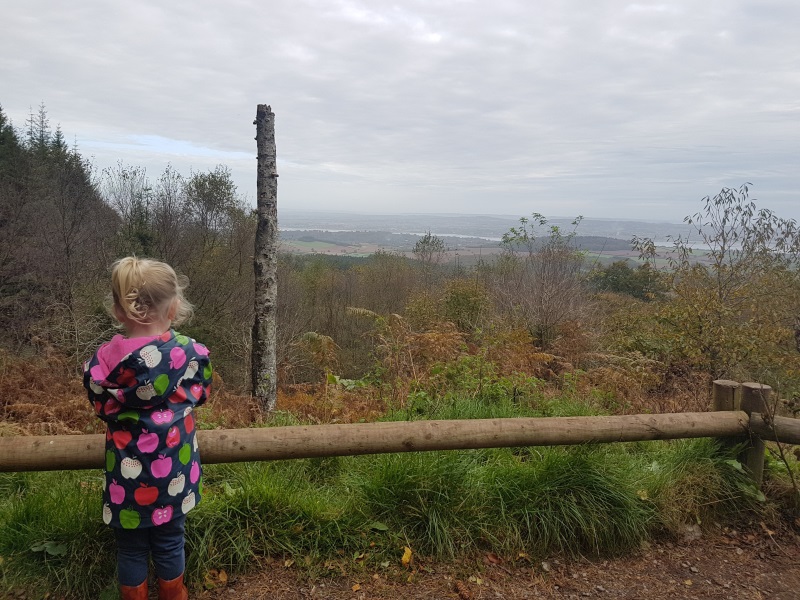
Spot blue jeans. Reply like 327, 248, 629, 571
114, 516, 186, 586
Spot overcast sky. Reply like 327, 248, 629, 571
2, 0, 799, 221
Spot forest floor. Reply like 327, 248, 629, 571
197, 524, 800, 600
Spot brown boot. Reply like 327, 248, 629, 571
120, 579, 148, 600
158, 573, 189, 600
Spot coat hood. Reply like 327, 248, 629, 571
85, 330, 210, 410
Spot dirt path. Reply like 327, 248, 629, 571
198, 526, 799, 600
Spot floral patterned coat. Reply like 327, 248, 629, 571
83, 330, 212, 529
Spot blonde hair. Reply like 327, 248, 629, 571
110, 257, 194, 326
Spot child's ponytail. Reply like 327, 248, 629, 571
110, 257, 194, 326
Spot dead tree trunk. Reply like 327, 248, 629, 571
252, 104, 278, 411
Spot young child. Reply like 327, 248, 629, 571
84, 257, 212, 600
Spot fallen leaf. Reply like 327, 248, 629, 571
486, 552, 501, 564
202, 568, 228, 589
284, 559, 295, 568
401, 546, 413, 568
352, 583, 361, 592
684, 579, 693, 586
203, 569, 221, 590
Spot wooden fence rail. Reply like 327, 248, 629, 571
1, 381, 797, 484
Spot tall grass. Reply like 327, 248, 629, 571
0, 471, 116, 598
0, 398, 770, 598
482, 447, 654, 555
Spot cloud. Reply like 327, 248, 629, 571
2, 0, 798, 221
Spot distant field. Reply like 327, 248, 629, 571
278, 229, 706, 268
280, 238, 379, 257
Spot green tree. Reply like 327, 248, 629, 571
632, 184, 800, 382
0, 104, 116, 354
588, 261, 666, 301
0, 105, 34, 344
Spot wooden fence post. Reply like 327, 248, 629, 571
712, 379, 740, 453
712, 379, 739, 411
739, 382, 771, 488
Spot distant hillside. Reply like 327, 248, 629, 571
278, 228, 632, 254
278, 211, 692, 243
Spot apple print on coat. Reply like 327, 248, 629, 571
178, 444, 191, 466
105, 450, 116, 471
166, 426, 180, 448
136, 429, 159, 454
118, 410, 139, 423
103, 503, 112, 525
181, 491, 196, 514
183, 360, 199, 381
139, 345, 162, 368
112, 430, 132, 450
121, 457, 143, 479
116, 366, 137, 387
168, 473, 186, 496
109, 480, 125, 504
169, 347, 186, 370
153, 373, 170, 396
189, 460, 200, 484
150, 454, 173, 479
104, 398, 122, 415
134, 483, 159, 506
168, 386, 187, 404
120, 507, 141, 529
136, 383, 156, 401
152, 505, 173, 526
184, 411, 195, 434
152, 408, 174, 425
